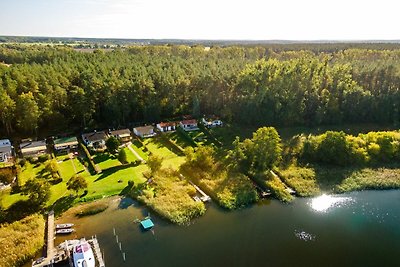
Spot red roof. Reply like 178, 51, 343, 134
180, 119, 197, 125
158, 121, 177, 127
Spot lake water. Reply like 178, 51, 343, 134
54, 190, 400, 267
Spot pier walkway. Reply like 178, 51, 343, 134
89, 236, 105, 267
179, 174, 211, 202
32, 211, 56, 267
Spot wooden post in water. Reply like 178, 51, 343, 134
116, 235, 119, 243
113, 228, 116, 236
122, 252, 126, 262
119, 242, 122, 251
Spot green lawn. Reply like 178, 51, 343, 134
187, 130, 212, 146
143, 137, 179, 159
93, 153, 122, 170
167, 132, 192, 149
130, 140, 149, 160
123, 147, 138, 163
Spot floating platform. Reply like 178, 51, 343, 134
140, 218, 154, 230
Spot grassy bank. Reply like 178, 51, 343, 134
75, 201, 109, 217
131, 169, 206, 225
277, 166, 320, 197
196, 171, 258, 209
0, 214, 45, 267
277, 164, 400, 196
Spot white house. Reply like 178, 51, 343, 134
133, 126, 155, 138
179, 119, 199, 131
202, 118, 223, 128
0, 139, 13, 162
20, 140, 47, 158
81, 131, 108, 149
110, 129, 132, 143
156, 122, 178, 133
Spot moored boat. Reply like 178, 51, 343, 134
73, 240, 96, 267
56, 223, 74, 229
56, 228, 75, 235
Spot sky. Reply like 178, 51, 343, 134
0, 0, 399, 40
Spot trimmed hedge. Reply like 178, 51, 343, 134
79, 143, 101, 174
177, 126, 198, 147
199, 123, 223, 147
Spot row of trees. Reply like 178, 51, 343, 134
0, 45, 399, 138
301, 131, 400, 166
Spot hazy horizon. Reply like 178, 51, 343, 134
1, 0, 400, 40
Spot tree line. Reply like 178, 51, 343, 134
0, 44, 399, 138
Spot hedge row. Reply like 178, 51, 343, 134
177, 126, 198, 147
198, 123, 223, 147
79, 143, 101, 174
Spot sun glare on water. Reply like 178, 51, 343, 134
310, 194, 352, 212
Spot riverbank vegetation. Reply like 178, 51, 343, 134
0, 214, 44, 267
130, 167, 206, 224
75, 201, 109, 217
181, 146, 258, 209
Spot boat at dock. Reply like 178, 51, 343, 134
73, 240, 96, 267
56, 228, 75, 235
56, 223, 74, 229
57, 239, 80, 250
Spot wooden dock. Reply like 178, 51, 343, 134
89, 236, 105, 267
32, 211, 56, 267
180, 174, 211, 202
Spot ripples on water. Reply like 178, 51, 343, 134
310, 194, 353, 212
294, 230, 315, 241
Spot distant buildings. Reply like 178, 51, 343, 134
179, 119, 199, 131
110, 129, 132, 143
156, 122, 178, 133
0, 139, 13, 162
82, 131, 108, 149
20, 140, 47, 158
54, 137, 79, 154
133, 126, 155, 138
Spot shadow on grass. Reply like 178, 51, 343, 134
52, 195, 77, 216
151, 135, 184, 156
0, 200, 41, 223
94, 162, 140, 182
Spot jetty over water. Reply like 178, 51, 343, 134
32, 210, 105, 267
89, 236, 106, 267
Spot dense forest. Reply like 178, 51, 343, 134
0, 44, 399, 138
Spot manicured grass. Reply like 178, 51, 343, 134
130, 141, 149, 160
0, 214, 44, 267
83, 164, 148, 200
143, 137, 178, 159
1, 190, 29, 208
187, 130, 212, 146
123, 147, 138, 163
93, 153, 122, 170
167, 132, 192, 149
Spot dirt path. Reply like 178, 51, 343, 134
127, 142, 145, 162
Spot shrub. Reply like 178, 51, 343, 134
0, 214, 45, 267
37, 154, 49, 163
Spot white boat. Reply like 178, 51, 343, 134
56, 228, 74, 234
56, 223, 74, 229
57, 239, 80, 250
73, 240, 96, 267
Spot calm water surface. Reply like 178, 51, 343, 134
55, 190, 400, 267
